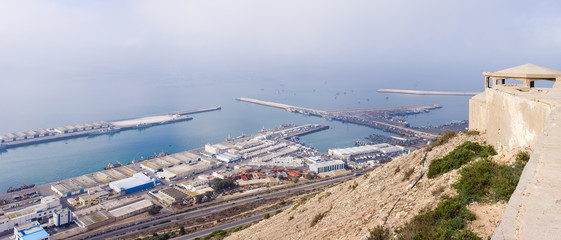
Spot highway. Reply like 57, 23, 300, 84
174, 208, 285, 240
77, 171, 366, 240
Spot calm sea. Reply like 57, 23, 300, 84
0, 78, 473, 192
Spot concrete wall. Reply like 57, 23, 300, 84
469, 85, 561, 239
492, 107, 561, 240
469, 87, 553, 149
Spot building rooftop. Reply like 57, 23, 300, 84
15, 221, 49, 240
309, 160, 345, 168
108, 199, 152, 218
484, 63, 561, 81
110, 173, 153, 190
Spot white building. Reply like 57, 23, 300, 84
309, 160, 346, 174
205, 143, 230, 155
0, 196, 61, 233
328, 143, 393, 160
180, 179, 210, 191
53, 208, 72, 226
215, 152, 240, 163
157, 163, 213, 180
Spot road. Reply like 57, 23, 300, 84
79, 171, 365, 240
174, 208, 283, 240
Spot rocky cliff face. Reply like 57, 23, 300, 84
227, 133, 525, 240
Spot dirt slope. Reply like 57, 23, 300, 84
227, 132, 525, 240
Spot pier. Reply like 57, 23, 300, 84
237, 97, 438, 138
0, 106, 221, 150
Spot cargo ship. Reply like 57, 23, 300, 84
6, 183, 35, 193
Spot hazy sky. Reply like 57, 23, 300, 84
1, 0, 561, 122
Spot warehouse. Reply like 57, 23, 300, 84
216, 152, 240, 163
109, 173, 159, 195
205, 143, 230, 155
328, 143, 393, 160
158, 162, 213, 180
309, 160, 346, 174
154, 187, 193, 206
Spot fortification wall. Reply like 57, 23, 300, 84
469, 86, 561, 239
469, 87, 553, 149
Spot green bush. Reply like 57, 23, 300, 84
399, 151, 529, 240
397, 196, 477, 240
212, 178, 237, 192
368, 225, 391, 240
427, 141, 496, 178
427, 130, 457, 151
453, 151, 529, 202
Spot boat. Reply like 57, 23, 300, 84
88, 127, 120, 136
0, 144, 6, 150
133, 122, 152, 129
225, 133, 245, 141
6, 183, 35, 193
104, 162, 123, 170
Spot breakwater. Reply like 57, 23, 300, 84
236, 97, 438, 138
377, 89, 479, 96
0, 106, 221, 149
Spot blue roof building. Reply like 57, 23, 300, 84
14, 221, 49, 240
109, 173, 159, 195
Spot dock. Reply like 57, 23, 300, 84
0, 106, 221, 150
237, 97, 438, 138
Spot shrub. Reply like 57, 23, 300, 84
427, 130, 457, 151
148, 205, 163, 215
310, 212, 327, 227
397, 196, 477, 240
453, 151, 530, 202
427, 141, 496, 178
402, 168, 414, 181
263, 213, 270, 219
464, 130, 480, 136
368, 225, 391, 240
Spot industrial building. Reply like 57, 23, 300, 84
216, 152, 241, 163
14, 221, 49, 240
77, 190, 109, 207
0, 196, 61, 233
157, 162, 213, 180
205, 143, 231, 155
328, 144, 391, 159
309, 160, 346, 174
50, 166, 136, 197
328, 143, 404, 161
180, 179, 210, 191
74, 198, 152, 230
74, 210, 115, 230
153, 187, 193, 206
109, 173, 159, 195
107, 199, 153, 220
53, 208, 72, 226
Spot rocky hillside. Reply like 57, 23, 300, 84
227, 132, 529, 240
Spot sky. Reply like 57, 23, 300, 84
1, 0, 561, 128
